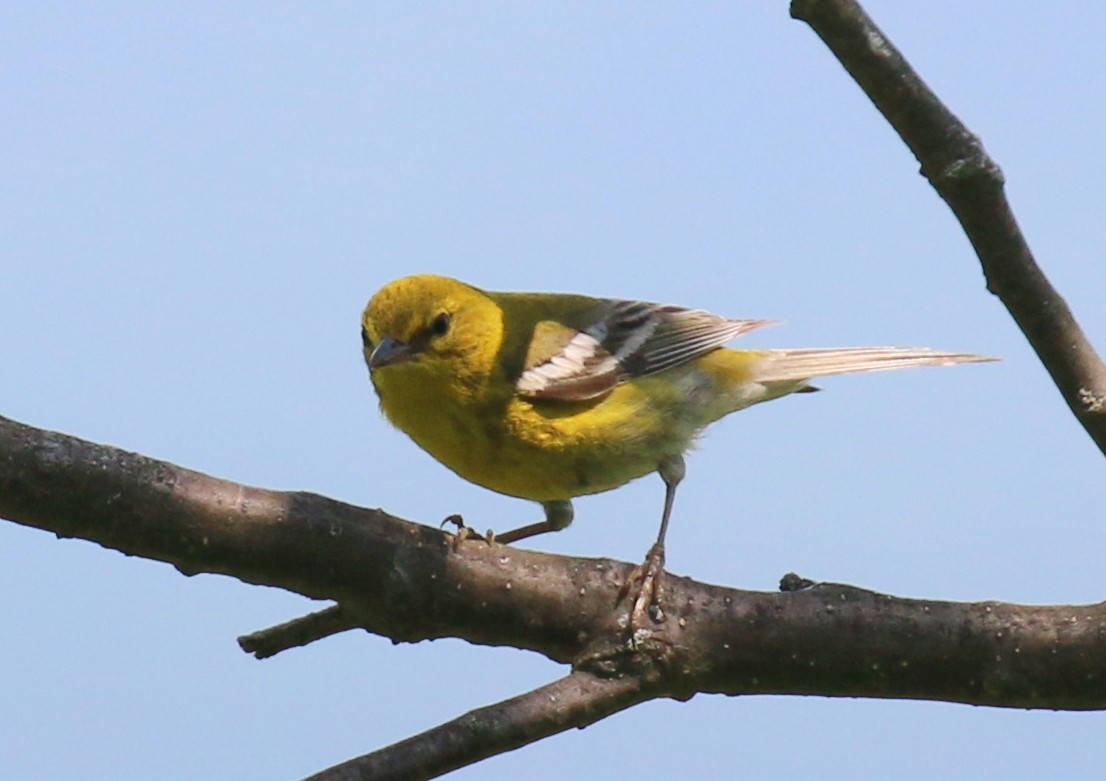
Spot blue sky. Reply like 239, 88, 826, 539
3, 3, 1105, 779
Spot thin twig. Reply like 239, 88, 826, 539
239, 605, 358, 659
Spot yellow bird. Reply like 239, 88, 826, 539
362, 274, 992, 621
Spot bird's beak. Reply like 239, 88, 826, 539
368, 336, 414, 369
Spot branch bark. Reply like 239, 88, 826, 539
2, 412, 1106, 780
791, 0, 1106, 455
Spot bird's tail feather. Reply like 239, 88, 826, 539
754, 347, 996, 384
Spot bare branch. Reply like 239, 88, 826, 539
791, 0, 1106, 455
3, 410, 1106, 721
303, 672, 649, 781
239, 605, 359, 659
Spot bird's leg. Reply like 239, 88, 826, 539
484, 500, 575, 545
627, 454, 685, 628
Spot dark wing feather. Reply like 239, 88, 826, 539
515, 300, 775, 401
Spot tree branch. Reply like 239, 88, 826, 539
303, 672, 649, 781
3, 412, 1106, 779
239, 605, 360, 659
791, 0, 1106, 456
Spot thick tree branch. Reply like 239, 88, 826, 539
791, 0, 1106, 456
3, 412, 1106, 779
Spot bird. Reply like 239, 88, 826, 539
361, 273, 993, 625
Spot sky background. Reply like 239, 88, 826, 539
3, 3, 1106, 780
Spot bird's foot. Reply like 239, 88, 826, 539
621, 542, 667, 630
440, 514, 494, 550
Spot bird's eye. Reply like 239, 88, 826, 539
431, 312, 451, 337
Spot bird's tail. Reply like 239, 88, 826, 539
753, 347, 996, 384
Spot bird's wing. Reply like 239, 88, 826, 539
515, 299, 775, 401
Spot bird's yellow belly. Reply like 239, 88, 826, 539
376, 368, 719, 502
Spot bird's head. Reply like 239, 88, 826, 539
361, 274, 504, 391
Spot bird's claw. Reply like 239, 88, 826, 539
440, 514, 495, 550
621, 542, 667, 629
440, 514, 465, 531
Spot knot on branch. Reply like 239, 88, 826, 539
573, 622, 691, 697
921, 145, 1005, 193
